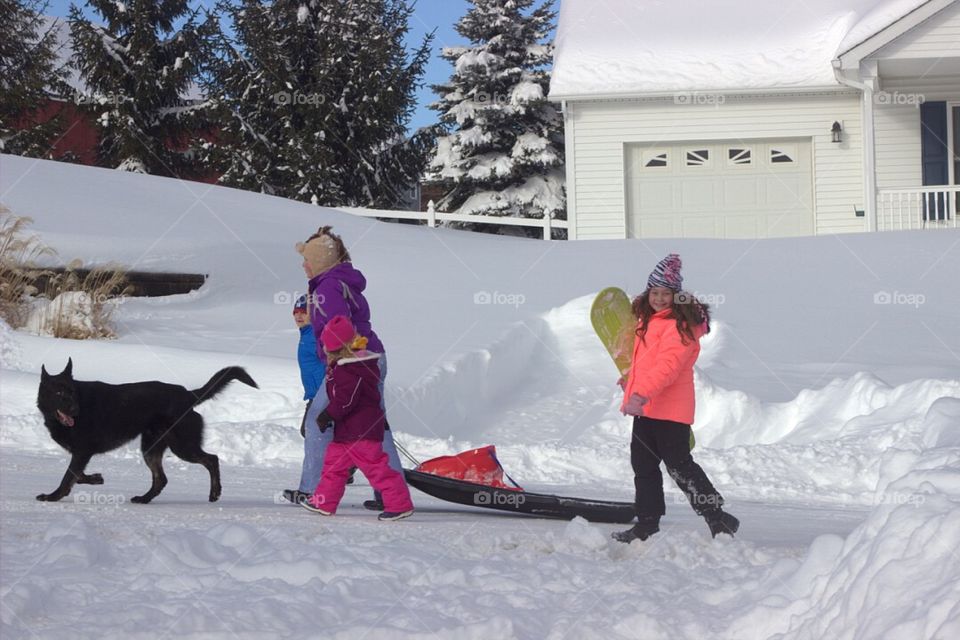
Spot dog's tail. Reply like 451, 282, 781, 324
190, 367, 259, 406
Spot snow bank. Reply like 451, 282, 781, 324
728, 399, 960, 639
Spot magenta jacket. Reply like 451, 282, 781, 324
323, 352, 386, 443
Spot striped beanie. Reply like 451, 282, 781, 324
647, 253, 683, 291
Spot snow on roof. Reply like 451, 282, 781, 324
837, 0, 936, 54
549, 0, 933, 98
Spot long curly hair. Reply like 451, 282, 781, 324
305, 225, 352, 263
632, 290, 711, 345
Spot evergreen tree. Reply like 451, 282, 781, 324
0, 0, 70, 158
68, 0, 216, 176
202, 0, 432, 208
429, 0, 564, 221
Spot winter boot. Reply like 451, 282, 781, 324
346, 466, 358, 485
705, 509, 740, 538
612, 517, 660, 543
378, 509, 414, 521
300, 500, 332, 516
363, 490, 384, 511
282, 489, 310, 505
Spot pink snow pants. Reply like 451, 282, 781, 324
310, 439, 414, 514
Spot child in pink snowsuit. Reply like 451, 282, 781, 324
302, 315, 414, 521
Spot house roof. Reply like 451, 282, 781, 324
549, 0, 934, 99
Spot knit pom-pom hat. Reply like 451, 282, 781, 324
647, 253, 683, 292
321, 315, 357, 352
293, 295, 308, 313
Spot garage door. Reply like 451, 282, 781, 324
625, 140, 815, 238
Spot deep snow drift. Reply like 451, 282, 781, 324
1, 154, 959, 639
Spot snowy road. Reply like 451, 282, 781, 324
2, 449, 868, 639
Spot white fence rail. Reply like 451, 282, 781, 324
339, 201, 568, 240
877, 186, 960, 231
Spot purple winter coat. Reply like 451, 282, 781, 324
307, 262, 385, 357
323, 352, 386, 443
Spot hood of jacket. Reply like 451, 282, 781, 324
310, 262, 367, 293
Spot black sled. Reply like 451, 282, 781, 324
402, 446, 635, 524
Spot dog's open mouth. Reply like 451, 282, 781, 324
56, 410, 75, 427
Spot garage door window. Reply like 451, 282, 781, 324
685, 149, 710, 167
727, 147, 752, 166
770, 147, 796, 164
644, 151, 669, 168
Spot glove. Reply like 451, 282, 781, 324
622, 393, 648, 417
315, 410, 333, 433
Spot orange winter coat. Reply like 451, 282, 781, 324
621, 308, 706, 425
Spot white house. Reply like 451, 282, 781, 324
549, 0, 960, 240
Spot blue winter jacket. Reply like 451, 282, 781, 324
297, 324, 327, 400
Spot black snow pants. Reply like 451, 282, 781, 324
631, 416, 724, 520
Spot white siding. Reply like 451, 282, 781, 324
874, 102, 922, 190
874, 1, 960, 59
567, 93, 865, 239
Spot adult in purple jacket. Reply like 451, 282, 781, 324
284, 226, 405, 509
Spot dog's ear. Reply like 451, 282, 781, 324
64, 358, 73, 377
41, 364, 48, 379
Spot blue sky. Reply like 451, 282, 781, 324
42, 0, 479, 131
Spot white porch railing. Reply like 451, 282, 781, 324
877, 186, 960, 231
338, 201, 568, 240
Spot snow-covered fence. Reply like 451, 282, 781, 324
338, 201, 569, 240
877, 186, 960, 231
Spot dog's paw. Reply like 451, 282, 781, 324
80, 473, 104, 485
208, 490, 221, 503
35, 493, 61, 502
130, 495, 152, 504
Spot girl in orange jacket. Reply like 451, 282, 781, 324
614, 254, 739, 543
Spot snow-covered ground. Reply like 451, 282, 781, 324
2, 154, 959, 639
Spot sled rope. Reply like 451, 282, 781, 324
393, 438, 421, 467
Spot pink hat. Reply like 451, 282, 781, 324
321, 315, 356, 351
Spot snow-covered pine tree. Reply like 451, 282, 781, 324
429, 0, 564, 224
202, 0, 432, 208
68, 0, 216, 176
0, 0, 70, 158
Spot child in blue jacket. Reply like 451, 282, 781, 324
283, 296, 354, 503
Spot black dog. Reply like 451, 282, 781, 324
36, 358, 258, 504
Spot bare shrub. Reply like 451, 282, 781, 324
1, 207, 131, 338
0, 206, 56, 327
